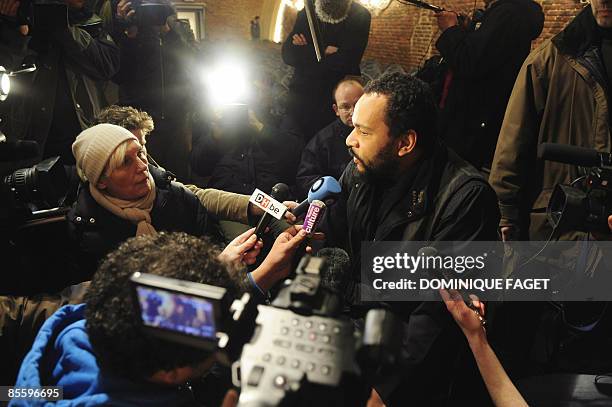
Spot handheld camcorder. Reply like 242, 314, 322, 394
234, 255, 402, 407
130, 272, 258, 365
129, 0, 174, 27
132, 254, 402, 407
538, 143, 612, 234
1, 155, 69, 226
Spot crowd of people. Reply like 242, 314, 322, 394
1, 0, 612, 405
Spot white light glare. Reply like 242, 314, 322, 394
0, 66, 10, 102
205, 62, 248, 106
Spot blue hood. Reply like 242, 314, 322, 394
11, 304, 197, 407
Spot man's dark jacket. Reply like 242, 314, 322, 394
67, 168, 219, 280
327, 142, 500, 405
191, 118, 303, 197
281, 2, 370, 139
0, 9, 119, 168
436, 0, 544, 169
295, 118, 352, 199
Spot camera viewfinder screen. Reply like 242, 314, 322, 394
136, 286, 216, 339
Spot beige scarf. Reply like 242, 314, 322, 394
89, 173, 158, 236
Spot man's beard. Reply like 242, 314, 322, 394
348, 143, 399, 184
315, 0, 352, 24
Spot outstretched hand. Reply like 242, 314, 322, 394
440, 289, 486, 340
218, 228, 263, 268
251, 225, 324, 291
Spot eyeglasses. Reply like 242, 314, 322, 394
338, 104, 355, 113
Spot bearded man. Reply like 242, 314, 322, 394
281, 0, 371, 141
326, 72, 500, 405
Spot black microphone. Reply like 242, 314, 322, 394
317, 247, 350, 292
0, 140, 40, 162
537, 143, 612, 167
254, 183, 290, 237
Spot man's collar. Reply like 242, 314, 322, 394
553, 6, 600, 57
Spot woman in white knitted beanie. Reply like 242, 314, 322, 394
72, 123, 157, 236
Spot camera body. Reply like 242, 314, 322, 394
1, 155, 68, 226
129, 0, 174, 27
234, 255, 402, 406
132, 255, 402, 406
548, 169, 612, 234
233, 256, 366, 406
539, 143, 612, 234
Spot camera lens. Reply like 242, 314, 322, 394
3, 166, 38, 204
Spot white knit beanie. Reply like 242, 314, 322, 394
72, 123, 139, 185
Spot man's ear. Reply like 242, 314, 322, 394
397, 129, 418, 157
333, 104, 340, 117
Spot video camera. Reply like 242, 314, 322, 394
128, 0, 174, 27
538, 143, 612, 234
0, 155, 69, 227
132, 255, 402, 406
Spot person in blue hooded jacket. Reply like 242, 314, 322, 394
10, 232, 259, 406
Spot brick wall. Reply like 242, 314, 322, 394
203, 0, 265, 40
363, 0, 586, 71
204, 0, 586, 69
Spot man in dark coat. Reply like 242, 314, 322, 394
435, 0, 544, 171
326, 72, 500, 405
112, 0, 196, 181
295, 77, 363, 199
282, 0, 370, 141
0, 0, 119, 168
191, 106, 303, 198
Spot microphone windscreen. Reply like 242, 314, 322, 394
271, 183, 290, 200
318, 247, 350, 292
537, 143, 601, 167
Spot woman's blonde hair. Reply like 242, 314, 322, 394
101, 139, 134, 178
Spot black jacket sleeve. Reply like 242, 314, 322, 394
432, 179, 501, 241
54, 25, 120, 80
436, 2, 532, 79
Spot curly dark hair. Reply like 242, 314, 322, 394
85, 232, 245, 381
364, 72, 437, 151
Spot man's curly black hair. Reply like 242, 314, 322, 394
85, 232, 245, 381
364, 72, 437, 151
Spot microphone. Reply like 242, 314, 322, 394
537, 143, 612, 167
254, 183, 290, 236
302, 200, 326, 235
293, 176, 341, 217
0, 140, 40, 162
317, 247, 350, 292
